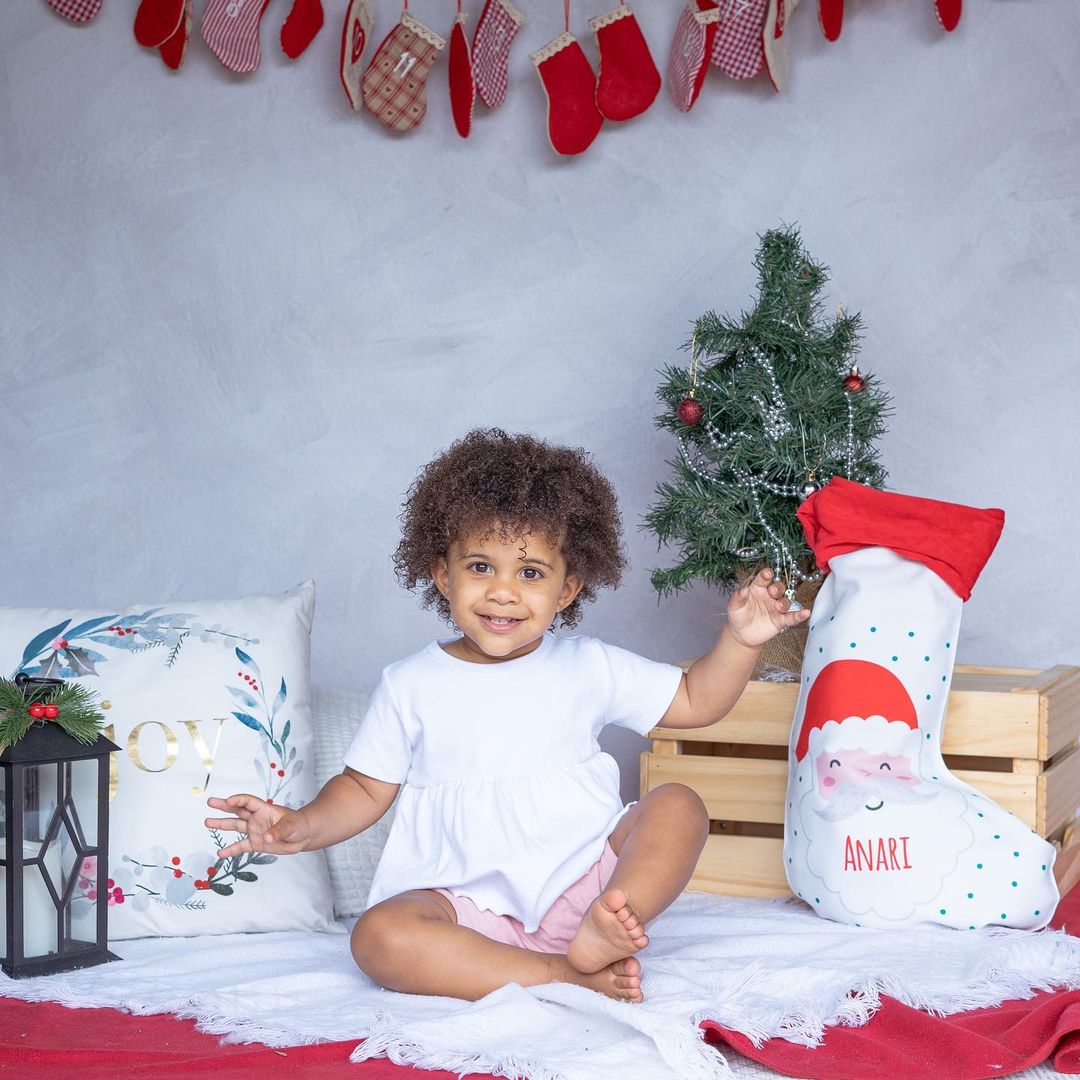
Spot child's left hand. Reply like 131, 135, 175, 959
726, 568, 811, 648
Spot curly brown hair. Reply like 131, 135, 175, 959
394, 429, 627, 629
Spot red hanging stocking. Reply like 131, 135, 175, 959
531, 2, 603, 156
818, 0, 842, 41
46, 0, 103, 24
711, 0, 767, 80
340, 0, 374, 109
935, 0, 961, 31
280, 0, 324, 60
362, 7, 446, 133
158, 1, 192, 68
449, 5, 476, 138
589, 4, 660, 123
667, 0, 719, 113
763, 0, 798, 90
134, 0, 191, 69
201, 0, 273, 74
472, 0, 523, 111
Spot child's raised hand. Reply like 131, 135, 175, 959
204, 794, 311, 859
726, 568, 811, 648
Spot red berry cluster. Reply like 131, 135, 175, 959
236, 670, 259, 692
193, 865, 217, 890
270, 760, 285, 778
107, 625, 139, 636
28, 703, 60, 720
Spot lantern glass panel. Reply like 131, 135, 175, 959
67, 760, 103, 947
21, 765, 62, 959
0, 766, 6, 960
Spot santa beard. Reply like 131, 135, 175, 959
792, 777, 975, 924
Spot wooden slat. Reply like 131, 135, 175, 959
1043, 746, 1080, 837
1044, 670, 1080, 760
641, 753, 1039, 829
688, 834, 790, 898
649, 679, 1044, 758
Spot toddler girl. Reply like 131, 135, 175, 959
206, 428, 808, 1003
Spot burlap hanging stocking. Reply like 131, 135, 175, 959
531, 1, 603, 156
280, 0, 324, 59
784, 479, 1058, 931
472, 0, 523, 111
667, 0, 719, 113
340, 0, 374, 109
588, 4, 660, 123
46, 0, 103, 24
201, 0, 273, 74
363, 7, 446, 133
449, 4, 476, 138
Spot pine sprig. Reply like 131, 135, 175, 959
0, 677, 106, 748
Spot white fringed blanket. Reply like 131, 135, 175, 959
6, 892, 1080, 1080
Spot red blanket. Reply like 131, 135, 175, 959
4, 885, 1080, 1080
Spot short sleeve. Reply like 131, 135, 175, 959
341, 672, 413, 783
595, 640, 684, 737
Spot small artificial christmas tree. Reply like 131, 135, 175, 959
646, 226, 891, 609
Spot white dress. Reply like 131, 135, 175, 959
343, 634, 683, 932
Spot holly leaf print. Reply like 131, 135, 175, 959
64, 647, 102, 677
18, 620, 71, 672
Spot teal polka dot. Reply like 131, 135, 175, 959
1042, 864, 1047, 871
794, 829, 798, 836
939, 908, 947, 915
908, 631, 915, 637
829, 616, 834, 622
1036, 910, 1041, 916
892, 656, 899, 662
819, 646, 824, 653
788, 857, 792, 863
815, 897, 821, 904
946, 642, 951, 648
1012, 881, 1018, 887
924, 655, 930, 662
993, 834, 1000, 839
969, 925, 976, 930
1001, 914, 1007, 920
977, 812, 984, 818
942, 675, 947, 681
1013, 851, 1019, 857
850, 642, 857, 648
926, 732, 932, 739
925, 694, 932, 701
870, 626, 877, 632
977, 863, 983, 869
967, 892, 974, 898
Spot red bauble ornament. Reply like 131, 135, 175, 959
843, 367, 866, 392
43, 704, 60, 720
28, 704, 46, 719
677, 397, 704, 425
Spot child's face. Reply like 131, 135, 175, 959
433, 528, 583, 663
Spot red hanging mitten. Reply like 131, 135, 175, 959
280, 0, 324, 59
667, 0, 719, 113
531, 3, 604, 157
935, 0, 961, 31
202, 0, 273, 74
340, 0, 374, 109
46, 0, 103, 23
449, 8, 476, 138
159, 0, 192, 68
363, 8, 447, 133
818, 0, 842, 40
589, 4, 660, 123
472, 0, 523, 111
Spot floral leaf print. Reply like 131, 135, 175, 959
281, 719, 291, 744
228, 686, 261, 710
63, 615, 119, 641
211, 882, 235, 896
272, 677, 287, 718
231, 710, 265, 735
234, 647, 262, 680
17, 620, 71, 673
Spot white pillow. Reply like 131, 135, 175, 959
312, 688, 395, 917
1, 582, 339, 940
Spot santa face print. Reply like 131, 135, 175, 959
814, 748, 920, 819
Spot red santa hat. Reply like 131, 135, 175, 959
794, 659, 918, 762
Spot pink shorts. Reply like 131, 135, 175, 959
436, 842, 619, 953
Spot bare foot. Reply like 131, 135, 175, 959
566, 888, 649, 974
552, 954, 644, 1003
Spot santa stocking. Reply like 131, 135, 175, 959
46, 0, 103, 24
472, 0, 523, 111
711, 0, 767, 80
448, 6, 476, 138
667, 0, 719, 113
588, 5, 660, 123
201, 0, 273, 74
340, 0, 374, 109
784, 478, 1058, 931
280, 0, 324, 59
363, 8, 446, 133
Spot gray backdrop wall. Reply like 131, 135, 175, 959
3, 0, 1079, 799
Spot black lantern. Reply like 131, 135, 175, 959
1, 674, 120, 978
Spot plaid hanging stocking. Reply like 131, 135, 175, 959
711, 0, 767, 80
45, 0, 103, 24
201, 0, 273, 74
340, 0, 374, 109
472, 0, 523, 111
667, 0, 719, 113
280, 0, 324, 59
362, 9, 446, 133
589, 4, 660, 122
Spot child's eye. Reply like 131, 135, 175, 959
468, 562, 491, 574
520, 567, 543, 581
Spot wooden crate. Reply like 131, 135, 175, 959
640, 664, 1080, 898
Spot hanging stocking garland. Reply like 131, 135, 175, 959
531, 1, 604, 156
340, 0, 374, 109
471, 0, 523, 111
589, 4, 660, 123
667, 0, 720, 113
280, 0, 324, 60
45, 0, 102, 24
202, 0, 273, 74
449, 2, 476, 138
363, 5, 446, 133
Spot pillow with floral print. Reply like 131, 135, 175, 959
0, 581, 340, 940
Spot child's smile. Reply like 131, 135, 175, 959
434, 529, 583, 663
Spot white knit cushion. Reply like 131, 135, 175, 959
312, 688, 395, 917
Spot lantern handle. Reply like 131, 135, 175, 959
13, 672, 65, 700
